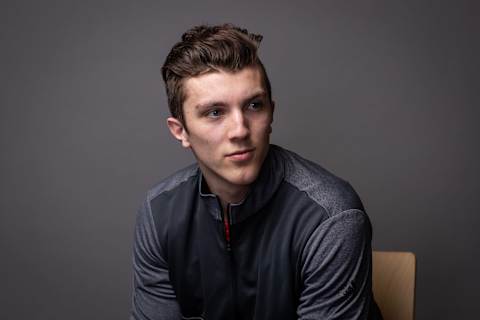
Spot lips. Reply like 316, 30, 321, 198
226, 148, 255, 161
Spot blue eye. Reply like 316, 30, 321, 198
248, 101, 263, 110
206, 109, 222, 118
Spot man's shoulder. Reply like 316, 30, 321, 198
146, 163, 199, 202
273, 145, 364, 217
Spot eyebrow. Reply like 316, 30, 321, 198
194, 90, 267, 110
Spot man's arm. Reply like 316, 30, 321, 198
297, 209, 376, 320
130, 199, 181, 320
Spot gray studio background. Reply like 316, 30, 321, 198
1, 0, 479, 319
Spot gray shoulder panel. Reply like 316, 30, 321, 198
277, 147, 363, 217
147, 163, 199, 201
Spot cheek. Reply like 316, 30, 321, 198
253, 117, 272, 135
190, 126, 224, 149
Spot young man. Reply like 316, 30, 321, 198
131, 24, 382, 320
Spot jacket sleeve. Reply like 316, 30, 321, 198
130, 198, 181, 320
297, 209, 375, 320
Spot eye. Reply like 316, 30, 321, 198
206, 109, 223, 118
247, 101, 263, 111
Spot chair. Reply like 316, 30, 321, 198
372, 251, 416, 320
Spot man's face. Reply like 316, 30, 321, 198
167, 66, 274, 195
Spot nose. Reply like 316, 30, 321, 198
228, 109, 250, 141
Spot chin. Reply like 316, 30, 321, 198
227, 167, 261, 186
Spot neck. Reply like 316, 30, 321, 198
217, 186, 249, 213
200, 173, 250, 213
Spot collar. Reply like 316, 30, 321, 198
198, 144, 285, 224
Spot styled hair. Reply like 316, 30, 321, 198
161, 23, 272, 124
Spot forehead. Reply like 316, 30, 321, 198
183, 66, 265, 108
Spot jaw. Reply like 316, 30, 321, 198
196, 151, 265, 202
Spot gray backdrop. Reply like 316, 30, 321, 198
1, 0, 479, 319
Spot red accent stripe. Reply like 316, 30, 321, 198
223, 218, 230, 242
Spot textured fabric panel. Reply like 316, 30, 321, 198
297, 209, 374, 319
279, 147, 363, 217
147, 164, 198, 202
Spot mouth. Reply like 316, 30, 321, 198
226, 148, 255, 161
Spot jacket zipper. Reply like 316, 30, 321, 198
223, 204, 237, 319
223, 205, 232, 251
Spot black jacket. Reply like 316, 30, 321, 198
131, 145, 382, 319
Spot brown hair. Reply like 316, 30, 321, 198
161, 23, 272, 124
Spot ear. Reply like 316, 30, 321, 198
167, 117, 191, 148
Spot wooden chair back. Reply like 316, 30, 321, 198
372, 251, 416, 320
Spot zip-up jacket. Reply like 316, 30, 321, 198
131, 145, 382, 319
